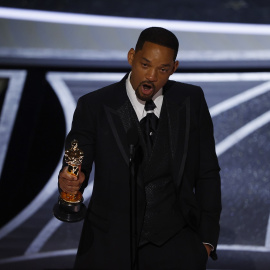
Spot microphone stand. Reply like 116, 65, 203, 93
129, 143, 138, 270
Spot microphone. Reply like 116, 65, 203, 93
127, 127, 139, 163
127, 127, 139, 270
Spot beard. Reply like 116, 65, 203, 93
134, 81, 156, 101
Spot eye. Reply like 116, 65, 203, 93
160, 68, 168, 72
142, 63, 148, 68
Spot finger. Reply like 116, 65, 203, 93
60, 166, 77, 181
78, 171, 85, 185
59, 175, 81, 194
59, 179, 80, 194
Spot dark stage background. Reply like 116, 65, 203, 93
0, 1, 270, 269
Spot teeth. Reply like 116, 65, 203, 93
143, 84, 151, 90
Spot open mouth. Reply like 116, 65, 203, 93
135, 81, 156, 100
140, 81, 155, 94
143, 83, 152, 91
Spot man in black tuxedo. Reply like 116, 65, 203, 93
59, 27, 221, 270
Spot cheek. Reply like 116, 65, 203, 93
134, 71, 145, 83
154, 77, 170, 90
158, 76, 170, 85
132, 66, 142, 76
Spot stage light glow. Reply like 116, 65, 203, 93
0, 7, 270, 35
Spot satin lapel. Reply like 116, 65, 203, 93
104, 88, 145, 190
166, 97, 190, 188
104, 100, 132, 167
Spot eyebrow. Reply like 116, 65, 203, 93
142, 57, 150, 63
142, 57, 172, 67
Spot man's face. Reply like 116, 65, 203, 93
127, 41, 179, 101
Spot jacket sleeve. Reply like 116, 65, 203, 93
195, 89, 222, 256
62, 96, 96, 193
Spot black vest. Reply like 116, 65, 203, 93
137, 101, 186, 246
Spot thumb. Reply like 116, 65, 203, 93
78, 171, 86, 185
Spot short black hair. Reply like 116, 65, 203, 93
135, 27, 179, 60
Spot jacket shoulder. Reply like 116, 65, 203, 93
165, 80, 204, 102
167, 80, 203, 93
79, 81, 122, 103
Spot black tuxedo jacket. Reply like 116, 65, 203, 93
65, 74, 221, 268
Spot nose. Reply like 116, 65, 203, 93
145, 68, 158, 82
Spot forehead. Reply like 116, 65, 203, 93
136, 41, 175, 62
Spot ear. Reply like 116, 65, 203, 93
127, 48, 135, 66
171, 60, 179, 74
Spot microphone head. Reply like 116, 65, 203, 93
127, 127, 139, 146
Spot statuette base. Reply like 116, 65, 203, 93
53, 197, 86, 222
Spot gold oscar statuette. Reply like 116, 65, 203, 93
53, 139, 87, 222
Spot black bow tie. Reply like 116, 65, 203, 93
140, 100, 159, 152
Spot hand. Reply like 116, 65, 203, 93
59, 166, 85, 195
203, 244, 212, 257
